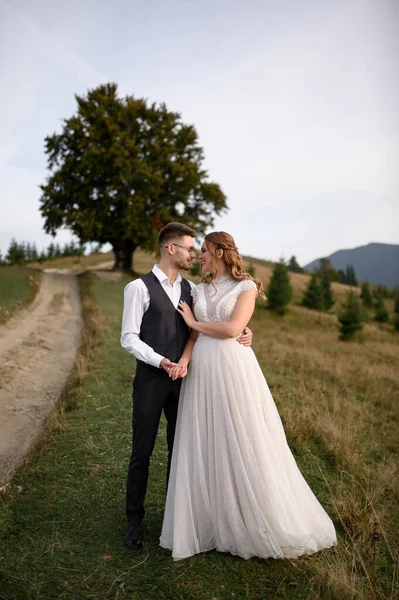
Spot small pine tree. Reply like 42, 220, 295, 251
345, 264, 358, 287
338, 291, 364, 341
31, 244, 38, 262
374, 295, 389, 323
6, 239, 25, 265
393, 313, 399, 332
302, 272, 324, 311
360, 282, 373, 309
190, 258, 201, 276
38, 249, 47, 262
318, 258, 339, 282
320, 270, 335, 311
267, 259, 292, 315
287, 256, 303, 273
47, 243, 55, 259
394, 293, 399, 315
338, 269, 346, 284
25, 242, 32, 262
246, 263, 256, 277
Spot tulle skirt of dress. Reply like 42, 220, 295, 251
160, 335, 337, 561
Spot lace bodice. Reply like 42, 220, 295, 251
191, 276, 257, 324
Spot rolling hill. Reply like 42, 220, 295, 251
304, 242, 399, 287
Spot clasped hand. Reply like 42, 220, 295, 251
160, 357, 188, 380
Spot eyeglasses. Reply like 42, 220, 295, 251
165, 243, 197, 255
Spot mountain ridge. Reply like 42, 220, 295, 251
304, 242, 399, 287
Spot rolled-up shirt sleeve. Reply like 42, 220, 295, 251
120, 281, 165, 368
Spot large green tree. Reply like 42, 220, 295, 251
39, 83, 227, 271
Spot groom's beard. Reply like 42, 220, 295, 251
177, 259, 193, 271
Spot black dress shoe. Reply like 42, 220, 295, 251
124, 523, 143, 550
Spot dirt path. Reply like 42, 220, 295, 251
0, 272, 82, 484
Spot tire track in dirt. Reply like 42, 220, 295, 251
0, 272, 82, 484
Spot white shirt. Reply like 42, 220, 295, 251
120, 265, 196, 368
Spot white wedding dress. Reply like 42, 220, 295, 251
160, 276, 336, 561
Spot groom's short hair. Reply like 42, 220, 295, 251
158, 222, 196, 246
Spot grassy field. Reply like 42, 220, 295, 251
0, 257, 398, 599
0, 265, 41, 324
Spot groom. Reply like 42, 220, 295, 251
120, 222, 252, 550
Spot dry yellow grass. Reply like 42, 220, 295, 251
250, 302, 399, 598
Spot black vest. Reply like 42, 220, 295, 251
136, 272, 192, 375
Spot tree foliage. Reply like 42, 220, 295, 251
246, 263, 256, 277
302, 272, 324, 311
345, 264, 358, 286
374, 295, 389, 323
2, 239, 85, 265
287, 256, 303, 273
39, 83, 227, 271
5, 239, 26, 265
337, 264, 358, 286
189, 258, 201, 276
317, 258, 339, 282
360, 282, 373, 309
338, 291, 364, 341
319, 270, 335, 311
267, 260, 293, 315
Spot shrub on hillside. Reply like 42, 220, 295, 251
267, 260, 292, 315
338, 291, 364, 341
302, 272, 324, 311
320, 270, 335, 311
374, 295, 389, 323
360, 282, 373, 309
246, 263, 256, 277
287, 255, 303, 273
190, 259, 201, 276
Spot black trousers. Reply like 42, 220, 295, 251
126, 365, 182, 525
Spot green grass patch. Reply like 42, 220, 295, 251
0, 273, 398, 599
0, 265, 41, 323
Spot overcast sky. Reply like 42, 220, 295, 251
1, 0, 398, 265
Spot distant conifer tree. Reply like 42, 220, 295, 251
190, 258, 201, 276
338, 291, 364, 341
394, 292, 399, 315
374, 295, 389, 323
267, 259, 292, 315
345, 264, 358, 286
302, 272, 324, 311
6, 239, 25, 265
320, 270, 335, 311
246, 263, 256, 277
287, 256, 303, 273
360, 282, 373, 309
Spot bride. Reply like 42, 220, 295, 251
159, 231, 336, 561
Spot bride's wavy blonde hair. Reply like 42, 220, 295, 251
202, 232, 265, 299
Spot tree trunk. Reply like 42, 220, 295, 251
112, 240, 136, 272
